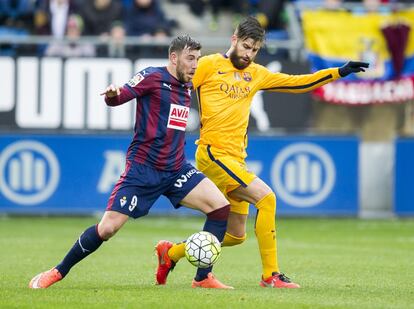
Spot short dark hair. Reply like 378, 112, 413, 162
169, 35, 202, 55
235, 16, 265, 43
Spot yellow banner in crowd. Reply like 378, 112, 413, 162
302, 9, 414, 104
303, 9, 414, 60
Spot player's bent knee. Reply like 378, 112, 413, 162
207, 194, 230, 213
222, 232, 246, 247
255, 192, 276, 210
97, 223, 119, 240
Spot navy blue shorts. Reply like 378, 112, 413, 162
106, 161, 206, 218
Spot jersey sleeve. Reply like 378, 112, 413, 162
257, 65, 341, 93
124, 69, 156, 97
105, 69, 156, 106
192, 56, 214, 88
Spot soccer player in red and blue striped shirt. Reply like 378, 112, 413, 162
29, 35, 232, 290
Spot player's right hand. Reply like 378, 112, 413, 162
100, 84, 121, 97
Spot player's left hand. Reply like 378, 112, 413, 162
338, 61, 369, 77
100, 84, 121, 97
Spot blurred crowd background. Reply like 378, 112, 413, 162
0, 0, 412, 58
1, 0, 289, 57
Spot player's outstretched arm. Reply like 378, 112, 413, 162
338, 61, 370, 77
259, 61, 369, 94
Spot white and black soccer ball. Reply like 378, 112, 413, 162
185, 231, 221, 268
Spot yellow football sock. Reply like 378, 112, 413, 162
255, 192, 279, 279
222, 232, 246, 247
167, 242, 185, 263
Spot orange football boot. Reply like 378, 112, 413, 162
192, 273, 234, 289
29, 268, 62, 289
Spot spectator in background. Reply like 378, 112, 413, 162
79, 0, 122, 36
45, 14, 96, 57
186, 0, 248, 31
108, 21, 126, 57
0, 0, 36, 34
34, 0, 77, 38
124, 0, 173, 39
254, 0, 288, 34
77, 0, 124, 56
0, 0, 37, 56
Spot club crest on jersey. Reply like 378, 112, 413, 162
167, 104, 189, 131
120, 196, 127, 207
242, 72, 252, 82
127, 73, 144, 87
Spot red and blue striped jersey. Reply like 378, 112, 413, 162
105, 67, 192, 171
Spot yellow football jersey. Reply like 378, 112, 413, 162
192, 53, 341, 159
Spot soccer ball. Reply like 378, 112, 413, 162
185, 231, 221, 268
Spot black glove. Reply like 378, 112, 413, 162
338, 61, 369, 77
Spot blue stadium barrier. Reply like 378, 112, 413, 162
0, 134, 358, 216
395, 138, 414, 216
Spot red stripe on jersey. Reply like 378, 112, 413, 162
134, 74, 162, 165
155, 78, 180, 169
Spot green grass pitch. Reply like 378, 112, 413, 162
1, 216, 413, 308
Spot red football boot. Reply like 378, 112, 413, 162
155, 240, 176, 285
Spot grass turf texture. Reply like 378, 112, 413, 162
1, 216, 413, 309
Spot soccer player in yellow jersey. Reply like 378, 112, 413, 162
155, 16, 368, 288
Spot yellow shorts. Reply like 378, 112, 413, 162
195, 144, 256, 215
